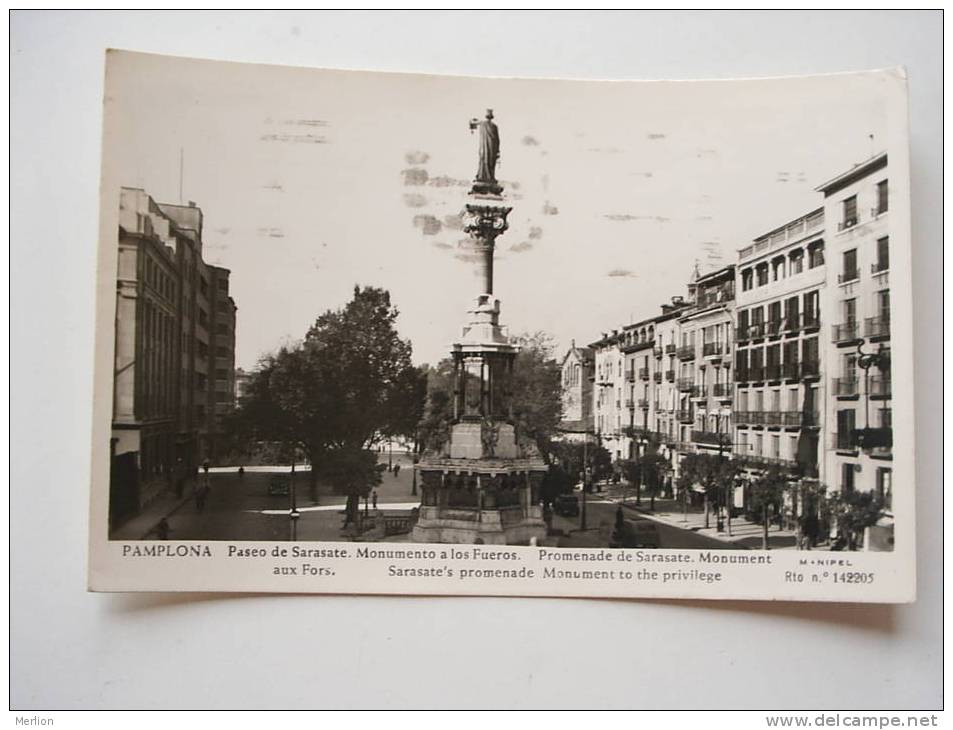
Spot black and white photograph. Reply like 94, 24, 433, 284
88, 49, 915, 600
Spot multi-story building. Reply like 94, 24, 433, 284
733, 208, 826, 523
817, 152, 893, 550
111, 188, 237, 526
558, 341, 594, 442
652, 298, 691, 454
208, 265, 237, 458
590, 330, 626, 461
675, 267, 736, 491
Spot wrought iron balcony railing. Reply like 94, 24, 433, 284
832, 322, 860, 344
832, 377, 859, 397
677, 346, 696, 361
865, 315, 890, 339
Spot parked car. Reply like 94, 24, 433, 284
610, 519, 661, 549
553, 494, 580, 517
268, 475, 290, 496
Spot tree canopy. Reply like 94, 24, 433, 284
230, 286, 426, 521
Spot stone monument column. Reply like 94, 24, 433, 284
412, 111, 547, 546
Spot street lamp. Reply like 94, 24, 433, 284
289, 456, 299, 541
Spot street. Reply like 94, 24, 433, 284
551, 498, 747, 550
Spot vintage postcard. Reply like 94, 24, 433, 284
88, 50, 915, 601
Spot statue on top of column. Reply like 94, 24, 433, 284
469, 109, 502, 195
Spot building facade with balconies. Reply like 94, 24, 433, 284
676, 267, 736, 483
817, 152, 893, 550
733, 208, 826, 491
590, 330, 626, 460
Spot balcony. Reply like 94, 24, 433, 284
735, 327, 749, 343
747, 323, 765, 340
677, 346, 696, 361
677, 378, 695, 392
765, 319, 783, 338
691, 430, 729, 446
702, 341, 724, 357
624, 425, 650, 439
801, 360, 820, 379
690, 385, 707, 399
735, 453, 799, 471
625, 370, 636, 383
869, 375, 891, 399
865, 315, 890, 339
676, 410, 694, 424
837, 218, 858, 232
712, 383, 733, 399
832, 377, 859, 397
781, 316, 801, 334
665, 370, 675, 382
765, 364, 782, 381
871, 261, 889, 275
780, 362, 799, 380
832, 322, 860, 344
761, 411, 785, 427
653, 347, 664, 359
854, 427, 893, 452
801, 312, 820, 330
639, 368, 650, 381
624, 398, 635, 410
638, 398, 650, 410
665, 344, 677, 355
837, 270, 859, 285
653, 372, 662, 383
733, 368, 749, 383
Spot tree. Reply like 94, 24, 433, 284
510, 331, 563, 458
231, 286, 425, 524
640, 451, 672, 511
829, 490, 883, 551
679, 453, 739, 529
748, 465, 790, 550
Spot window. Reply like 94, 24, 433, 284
737, 309, 749, 334
841, 462, 856, 493
877, 290, 890, 323
803, 291, 819, 326
836, 409, 856, 450
783, 341, 799, 369
785, 296, 800, 327
768, 301, 782, 328
738, 390, 748, 411
789, 249, 804, 275
754, 432, 763, 456
770, 435, 780, 458
808, 242, 825, 269
876, 180, 888, 215
802, 338, 819, 370
876, 468, 892, 510
874, 237, 889, 273
756, 263, 769, 287
787, 388, 799, 411
843, 298, 856, 324
772, 257, 784, 281
770, 389, 781, 412
741, 269, 753, 291
841, 249, 858, 283
842, 195, 858, 228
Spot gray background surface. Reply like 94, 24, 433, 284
10, 10, 942, 709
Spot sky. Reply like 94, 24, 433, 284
102, 52, 890, 369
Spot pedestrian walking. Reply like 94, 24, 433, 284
394, 464, 401, 478
372, 489, 378, 510
156, 518, 171, 540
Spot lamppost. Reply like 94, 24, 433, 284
289, 458, 299, 541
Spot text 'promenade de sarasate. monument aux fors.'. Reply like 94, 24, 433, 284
412, 110, 548, 545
